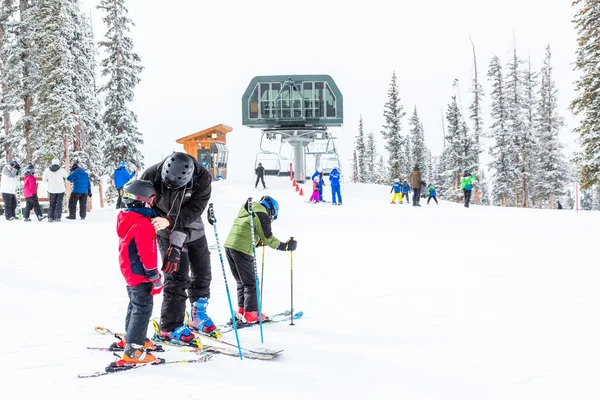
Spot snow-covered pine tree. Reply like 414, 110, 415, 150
381, 71, 406, 181
70, 9, 104, 184
469, 36, 484, 166
31, 0, 79, 166
571, 0, 600, 189
365, 131, 377, 183
376, 155, 387, 185
519, 56, 539, 207
505, 40, 526, 206
352, 149, 358, 183
98, 0, 144, 202
488, 55, 514, 206
0, 0, 19, 161
533, 45, 569, 208
408, 106, 428, 179
355, 115, 366, 183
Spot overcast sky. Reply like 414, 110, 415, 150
83, 0, 580, 178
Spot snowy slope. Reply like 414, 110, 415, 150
1, 176, 600, 400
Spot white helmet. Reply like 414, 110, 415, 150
317, 167, 323, 173
395, 178, 400, 183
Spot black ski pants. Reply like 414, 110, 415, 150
255, 175, 266, 189
225, 247, 258, 312
158, 235, 211, 332
412, 188, 421, 205
68, 192, 87, 218
463, 189, 472, 208
48, 193, 65, 220
116, 189, 125, 209
125, 282, 154, 346
427, 196, 438, 205
2, 193, 16, 219
24, 195, 43, 219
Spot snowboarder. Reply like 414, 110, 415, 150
113, 179, 164, 366
22, 165, 46, 221
140, 152, 215, 343
427, 184, 438, 205
223, 195, 297, 323
401, 180, 410, 203
309, 176, 321, 203
66, 163, 91, 220
329, 166, 342, 205
42, 158, 69, 222
461, 170, 476, 208
1, 161, 20, 220
114, 161, 137, 209
390, 178, 402, 204
255, 162, 266, 189
409, 165, 422, 206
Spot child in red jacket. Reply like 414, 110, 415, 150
22, 165, 46, 222
111, 180, 164, 367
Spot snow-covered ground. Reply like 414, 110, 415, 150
2, 176, 599, 400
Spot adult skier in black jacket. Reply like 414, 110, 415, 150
255, 163, 266, 189
141, 152, 216, 342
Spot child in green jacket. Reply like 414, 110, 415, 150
223, 196, 297, 323
460, 170, 476, 208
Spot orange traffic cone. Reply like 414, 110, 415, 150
295, 184, 300, 192
299, 188, 304, 196
292, 180, 297, 187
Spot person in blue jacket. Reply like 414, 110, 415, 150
401, 180, 410, 203
329, 167, 342, 205
390, 178, 402, 204
311, 168, 325, 202
114, 161, 137, 209
66, 163, 91, 220
427, 184, 438, 205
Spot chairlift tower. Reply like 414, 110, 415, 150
242, 75, 343, 183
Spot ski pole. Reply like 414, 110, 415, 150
247, 198, 264, 343
208, 203, 243, 360
260, 245, 265, 315
290, 237, 295, 326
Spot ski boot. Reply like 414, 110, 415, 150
159, 325, 196, 344
242, 311, 270, 324
110, 334, 163, 352
115, 343, 161, 367
23, 218, 31, 222
189, 298, 219, 336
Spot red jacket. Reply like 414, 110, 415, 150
23, 174, 37, 198
117, 209, 160, 287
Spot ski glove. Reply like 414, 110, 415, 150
150, 279, 164, 296
162, 245, 182, 274
278, 238, 297, 252
88, 192, 92, 198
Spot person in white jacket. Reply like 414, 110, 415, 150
1, 161, 20, 220
42, 158, 69, 222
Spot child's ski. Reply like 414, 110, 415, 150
219, 310, 304, 333
77, 355, 212, 378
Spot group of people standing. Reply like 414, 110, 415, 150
309, 167, 342, 205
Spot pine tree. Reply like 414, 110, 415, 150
352, 150, 358, 183
571, 0, 600, 188
488, 55, 514, 206
533, 45, 569, 208
376, 155, 387, 184
98, 0, 144, 201
408, 107, 428, 179
518, 56, 539, 207
31, 0, 79, 166
381, 72, 406, 181
469, 36, 484, 167
365, 131, 377, 183
355, 115, 366, 183
0, 0, 19, 161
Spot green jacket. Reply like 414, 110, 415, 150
460, 175, 476, 190
224, 203, 282, 256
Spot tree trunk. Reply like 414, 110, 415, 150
64, 132, 71, 211
98, 181, 104, 208
2, 83, 12, 161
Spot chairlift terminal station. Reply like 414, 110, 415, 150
242, 75, 344, 183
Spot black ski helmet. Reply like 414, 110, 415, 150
161, 152, 194, 189
122, 180, 157, 208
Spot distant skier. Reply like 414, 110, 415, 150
22, 165, 46, 221
329, 166, 342, 205
255, 162, 266, 189
66, 163, 91, 220
1, 161, 20, 220
112, 179, 164, 366
114, 161, 137, 209
427, 184, 438, 205
390, 178, 402, 204
460, 170, 476, 208
42, 158, 69, 222
223, 196, 297, 323
409, 165, 423, 207
309, 176, 321, 203
401, 179, 410, 203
